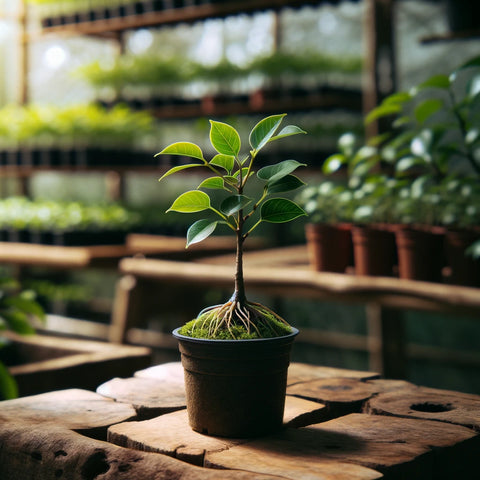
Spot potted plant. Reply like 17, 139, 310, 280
321, 132, 399, 276
389, 177, 445, 282
156, 114, 307, 437
297, 179, 353, 273
365, 54, 480, 282
436, 177, 480, 286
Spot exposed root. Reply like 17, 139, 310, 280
189, 299, 292, 339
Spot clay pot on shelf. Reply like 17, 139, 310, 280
305, 223, 353, 273
444, 228, 480, 287
394, 225, 445, 283
351, 224, 397, 277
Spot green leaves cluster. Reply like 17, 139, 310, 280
365, 55, 480, 180
308, 55, 480, 228
0, 104, 153, 149
78, 51, 362, 92
0, 278, 45, 400
0, 197, 139, 232
157, 114, 307, 247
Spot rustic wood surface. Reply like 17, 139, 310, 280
206, 413, 479, 480
287, 362, 380, 385
365, 385, 480, 432
134, 361, 185, 384
1, 362, 480, 479
0, 423, 280, 480
0, 389, 136, 429
6, 332, 151, 397
97, 376, 186, 420
107, 396, 332, 465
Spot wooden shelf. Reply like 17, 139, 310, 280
421, 29, 480, 44
0, 234, 245, 269
0, 242, 131, 269
146, 88, 363, 119
118, 245, 480, 317
37, 0, 335, 36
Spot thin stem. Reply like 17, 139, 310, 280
233, 213, 247, 305
242, 150, 257, 189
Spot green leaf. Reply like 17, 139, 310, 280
269, 125, 307, 142
415, 74, 450, 91
186, 219, 218, 247
456, 55, 480, 72
351, 158, 378, 177
267, 174, 305, 194
322, 153, 346, 174
466, 239, 480, 259
4, 296, 44, 321
233, 167, 251, 179
158, 163, 203, 181
249, 114, 286, 150
210, 154, 235, 173
396, 156, 425, 173
198, 177, 225, 190
414, 99, 443, 124
349, 146, 379, 175
224, 176, 239, 186
260, 198, 306, 223
209, 120, 241, 156
411, 175, 435, 199
365, 103, 402, 124
257, 160, 306, 184
0, 362, 17, 400
383, 91, 411, 105
1, 311, 35, 335
167, 190, 211, 213
220, 195, 252, 216
155, 142, 204, 161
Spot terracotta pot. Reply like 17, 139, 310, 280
351, 225, 397, 276
305, 223, 352, 273
173, 326, 298, 438
444, 228, 480, 287
395, 226, 445, 282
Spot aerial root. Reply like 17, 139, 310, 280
192, 299, 290, 339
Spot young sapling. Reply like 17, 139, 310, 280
156, 114, 307, 339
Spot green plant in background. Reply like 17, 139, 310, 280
366, 55, 480, 180
296, 180, 353, 224
0, 104, 153, 150
0, 278, 45, 400
316, 131, 401, 225
0, 197, 140, 233
319, 55, 480, 228
156, 114, 307, 339
77, 51, 363, 96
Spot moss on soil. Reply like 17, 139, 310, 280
179, 307, 293, 340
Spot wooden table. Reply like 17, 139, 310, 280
111, 245, 480, 378
1, 361, 479, 479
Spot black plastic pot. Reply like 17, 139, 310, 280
173, 325, 298, 438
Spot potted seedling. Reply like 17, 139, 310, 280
156, 114, 306, 437
296, 180, 354, 273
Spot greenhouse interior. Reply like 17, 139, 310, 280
1, 1, 480, 478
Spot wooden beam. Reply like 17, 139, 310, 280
363, 0, 397, 137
